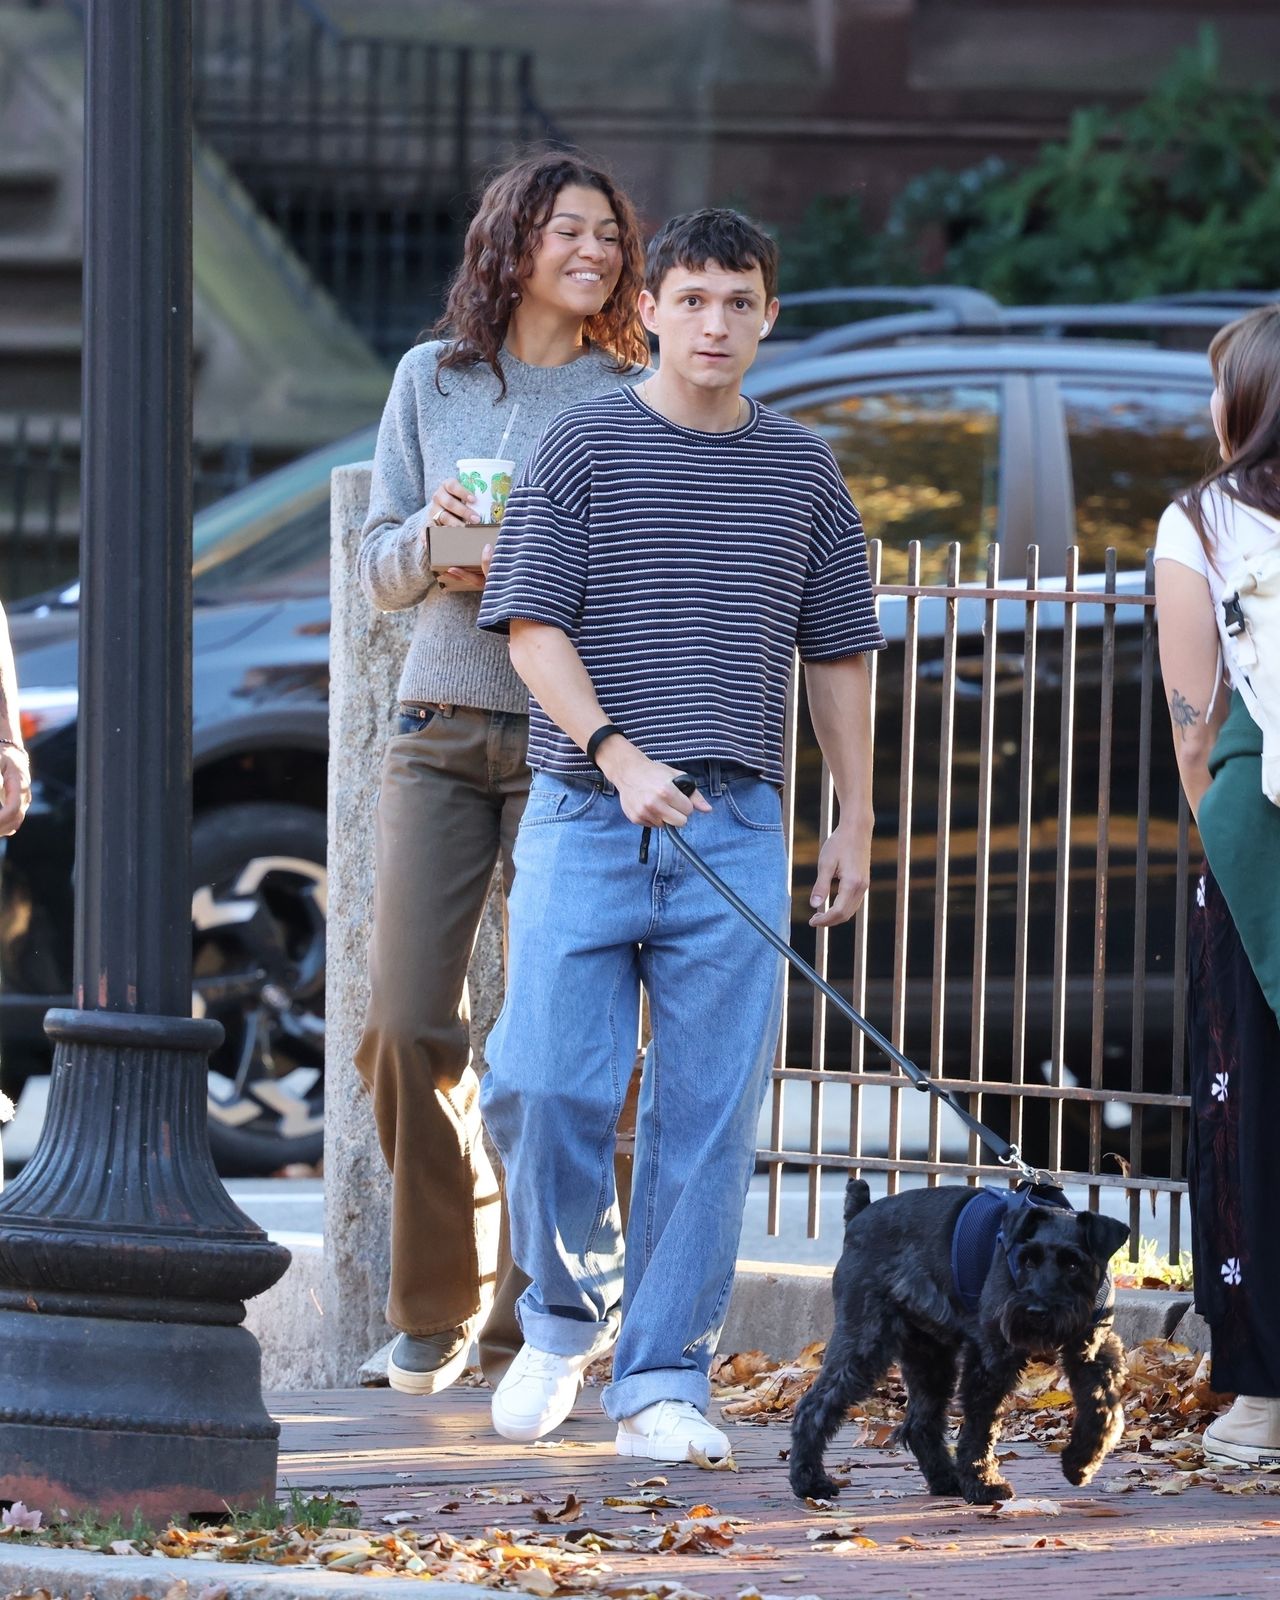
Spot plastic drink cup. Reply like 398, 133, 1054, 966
456, 458, 516, 525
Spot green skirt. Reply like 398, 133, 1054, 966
1198, 690, 1280, 1027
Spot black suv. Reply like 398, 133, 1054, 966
2, 435, 369, 1176
2, 293, 1236, 1176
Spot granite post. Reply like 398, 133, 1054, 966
323, 463, 505, 1385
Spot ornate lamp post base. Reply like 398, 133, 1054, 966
0, 1317, 279, 1520
0, 1011, 290, 1517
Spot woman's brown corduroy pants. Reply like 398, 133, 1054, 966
355, 705, 637, 1386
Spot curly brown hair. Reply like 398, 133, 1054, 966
431, 153, 649, 396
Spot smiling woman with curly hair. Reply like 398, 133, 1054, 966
434, 154, 649, 392
354, 151, 650, 1403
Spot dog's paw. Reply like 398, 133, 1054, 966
1060, 1446, 1101, 1487
924, 1466, 964, 1498
790, 1470, 841, 1502
961, 1477, 1013, 1505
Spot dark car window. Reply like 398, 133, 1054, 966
189, 426, 377, 603
1061, 383, 1217, 573
193, 487, 330, 602
788, 383, 1002, 584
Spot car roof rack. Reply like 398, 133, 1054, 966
788, 298, 1254, 359
1136, 290, 1280, 310
777, 285, 1003, 330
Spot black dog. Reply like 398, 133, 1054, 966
789, 1178, 1129, 1505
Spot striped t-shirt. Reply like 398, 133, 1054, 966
477, 385, 885, 784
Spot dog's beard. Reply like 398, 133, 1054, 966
998, 1294, 1095, 1355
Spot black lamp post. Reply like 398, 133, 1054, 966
0, 0, 289, 1518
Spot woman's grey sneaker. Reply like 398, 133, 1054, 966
387, 1325, 474, 1395
616, 1399, 732, 1463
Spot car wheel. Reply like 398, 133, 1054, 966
191, 802, 326, 1178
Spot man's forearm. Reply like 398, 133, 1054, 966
506, 618, 706, 828
508, 619, 610, 755
804, 655, 873, 829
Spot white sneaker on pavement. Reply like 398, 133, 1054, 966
615, 1399, 732, 1463
491, 1344, 597, 1442
1203, 1395, 1280, 1468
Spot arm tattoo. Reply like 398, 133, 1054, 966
1170, 687, 1200, 734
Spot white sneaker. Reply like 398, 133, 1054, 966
616, 1399, 732, 1463
490, 1344, 596, 1442
1203, 1395, 1280, 1468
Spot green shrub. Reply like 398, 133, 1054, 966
780, 27, 1280, 304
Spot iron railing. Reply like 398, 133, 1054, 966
0, 416, 255, 599
191, 0, 565, 356
766, 539, 1191, 1258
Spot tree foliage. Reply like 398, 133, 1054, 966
779, 29, 1280, 303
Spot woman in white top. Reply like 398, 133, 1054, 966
1155, 303, 1280, 1468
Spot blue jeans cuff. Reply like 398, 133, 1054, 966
602, 1367, 712, 1421
517, 1298, 618, 1361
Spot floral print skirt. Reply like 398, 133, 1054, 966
1187, 864, 1280, 1397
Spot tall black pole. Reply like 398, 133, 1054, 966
0, 0, 288, 1518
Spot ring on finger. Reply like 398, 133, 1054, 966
432, 506, 446, 525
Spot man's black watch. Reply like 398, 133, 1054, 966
587, 723, 625, 769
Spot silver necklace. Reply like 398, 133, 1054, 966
639, 379, 746, 431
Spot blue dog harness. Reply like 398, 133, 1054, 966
950, 1183, 1114, 1322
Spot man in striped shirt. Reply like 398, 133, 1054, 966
477, 209, 885, 1463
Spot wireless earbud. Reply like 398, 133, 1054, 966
760, 323, 770, 337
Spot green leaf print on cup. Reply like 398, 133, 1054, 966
490, 471, 514, 525
457, 457, 516, 526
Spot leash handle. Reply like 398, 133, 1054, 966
665, 775, 1037, 1181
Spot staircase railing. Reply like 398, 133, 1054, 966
190, 0, 567, 354
0, 415, 255, 600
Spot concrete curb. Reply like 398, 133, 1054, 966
0, 1545, 491, 1600
246, 1242, 326, 1392
719, 1265, 1198, 1362
346, 1263, 1203, 1388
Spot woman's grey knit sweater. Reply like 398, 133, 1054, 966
358, 340, 643, 713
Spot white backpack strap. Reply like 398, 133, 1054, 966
1206, 643, 1225, 722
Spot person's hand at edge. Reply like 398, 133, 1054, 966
0, 743, 31, 838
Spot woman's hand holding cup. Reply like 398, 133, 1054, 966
423, 477, 480, 545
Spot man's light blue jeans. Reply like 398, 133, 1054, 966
480, 759, 788, 1422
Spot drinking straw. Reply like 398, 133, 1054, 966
494, 402, 521, 461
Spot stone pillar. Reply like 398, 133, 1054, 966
323, 464, 505, 1384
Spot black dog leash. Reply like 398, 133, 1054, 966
646, 774, 1043, 1185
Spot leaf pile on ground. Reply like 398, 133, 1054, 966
711, 1343, 901, 1438
710, 1337, 1230, 1455
0, 1492, 767, 1592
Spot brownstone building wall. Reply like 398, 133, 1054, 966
331, 0, 1280, 231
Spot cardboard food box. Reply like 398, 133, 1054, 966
429, 523, 498, 589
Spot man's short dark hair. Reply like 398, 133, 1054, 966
645, 209, 779, 303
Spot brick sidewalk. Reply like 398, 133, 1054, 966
273, 1387, 1280, 1599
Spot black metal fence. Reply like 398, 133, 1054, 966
768, 539, 1191, 1258
191, 0, 565, 355
0, 416, 255, 598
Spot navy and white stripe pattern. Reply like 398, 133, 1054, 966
478, 385, 885, 784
